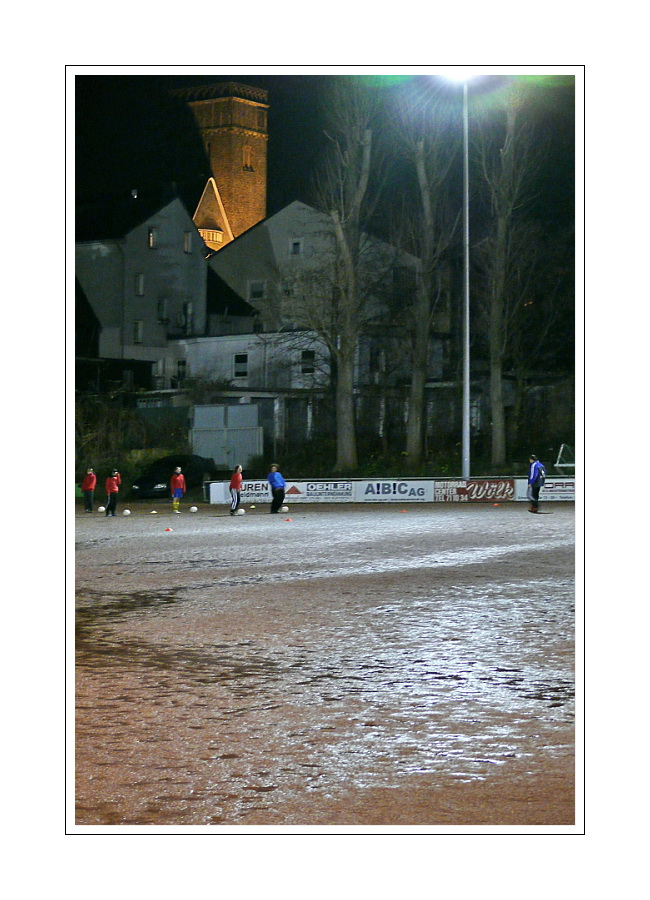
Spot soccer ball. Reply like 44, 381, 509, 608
189, 506, 198, 513
98, 506, 105, 512
280, 506, 289, 513
235, 508, 245, 516
123, 509, 131, 516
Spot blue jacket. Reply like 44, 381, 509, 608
268, 470, 286, 490
528, 460, 546, 485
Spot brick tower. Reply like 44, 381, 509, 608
172, 82, 268, 248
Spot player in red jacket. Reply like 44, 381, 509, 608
229, 465, 243, 515
104, 470, 121, 517
170, 467, 186, 513
81, 468, 96, 512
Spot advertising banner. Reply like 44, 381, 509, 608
514, 478, 576, 502
433, 479, 516, 502
354, 480, 434, 502
208, 477, 575, 504
208, 480, 354, 504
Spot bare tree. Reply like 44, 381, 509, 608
475, 84, 547, 467
395, 100, 459, 467
306, 78, 388, 471
507, 221, 574, 448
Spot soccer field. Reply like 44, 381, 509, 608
73, 500, 576, 830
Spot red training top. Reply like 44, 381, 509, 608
82, 473, 96, 491
230, 472, 243, 491
105, 473, 121, 494
170, 472, 186, 493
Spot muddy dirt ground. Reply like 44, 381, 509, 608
74, 499, 576, 831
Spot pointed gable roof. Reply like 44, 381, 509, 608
193, 177, 234, 243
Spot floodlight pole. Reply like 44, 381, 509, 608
461, 81, 471, 481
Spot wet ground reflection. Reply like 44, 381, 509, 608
75, 503, 575, 826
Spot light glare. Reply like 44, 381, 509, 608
432, 67, 492, 82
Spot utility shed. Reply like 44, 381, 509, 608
191, 404, 263, 468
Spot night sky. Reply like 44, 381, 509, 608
75, 72, 575, 231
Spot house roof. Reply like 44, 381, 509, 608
170, 82, 268, 105
75, 185, 191, 243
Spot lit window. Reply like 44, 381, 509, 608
148, 228, 157, 248
183, 231, 192, 253
133, 320, 144, 343
234, 353, 248, 377
199, 228, 223, 245
134, 273, 145, 296
243, 146, 253, 171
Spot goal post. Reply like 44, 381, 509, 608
554, 443, 575, 473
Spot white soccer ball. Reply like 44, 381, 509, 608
235, 508, 245, 516
98, 506, 105, 512
123, 509, 131, 516
280, 505, 289, 513
189, 506, 198, 513
150, 510, 157, 514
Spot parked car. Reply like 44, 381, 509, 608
130, 455, 218, 499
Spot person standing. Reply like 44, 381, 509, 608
267, 463, 286, 514
81, 467, 96, 512
105, 469, 121, 517
170, 466, 186, 513
527, 454, 546, 513
229, 464, 243, 515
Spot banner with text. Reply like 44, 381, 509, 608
207, 477, 574, 504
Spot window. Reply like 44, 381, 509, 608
134, 273, 145, 296
243, 145, 253, 171
301, 350, 316, 374
234, 353, 248, 377
177, 360, 187, 380
183, 231, 192, 253
133, 320, 144, 343
248, 281, 265, 301
148, 228, 157, 248
157, 299, 168, 323
184, 302, 194, 336
290, 239, 303, 256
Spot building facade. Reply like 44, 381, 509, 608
76, 193, 208, 389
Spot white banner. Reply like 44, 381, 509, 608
514, 478, 576, 502
354, 480, 433, 502
207, 477, 575, 504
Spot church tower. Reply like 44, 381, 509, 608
172, 82, 268, 249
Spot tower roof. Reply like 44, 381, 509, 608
170, 82, 268, 105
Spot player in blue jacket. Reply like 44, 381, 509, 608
267, 464, 286, 514
527, 454, 546, 513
